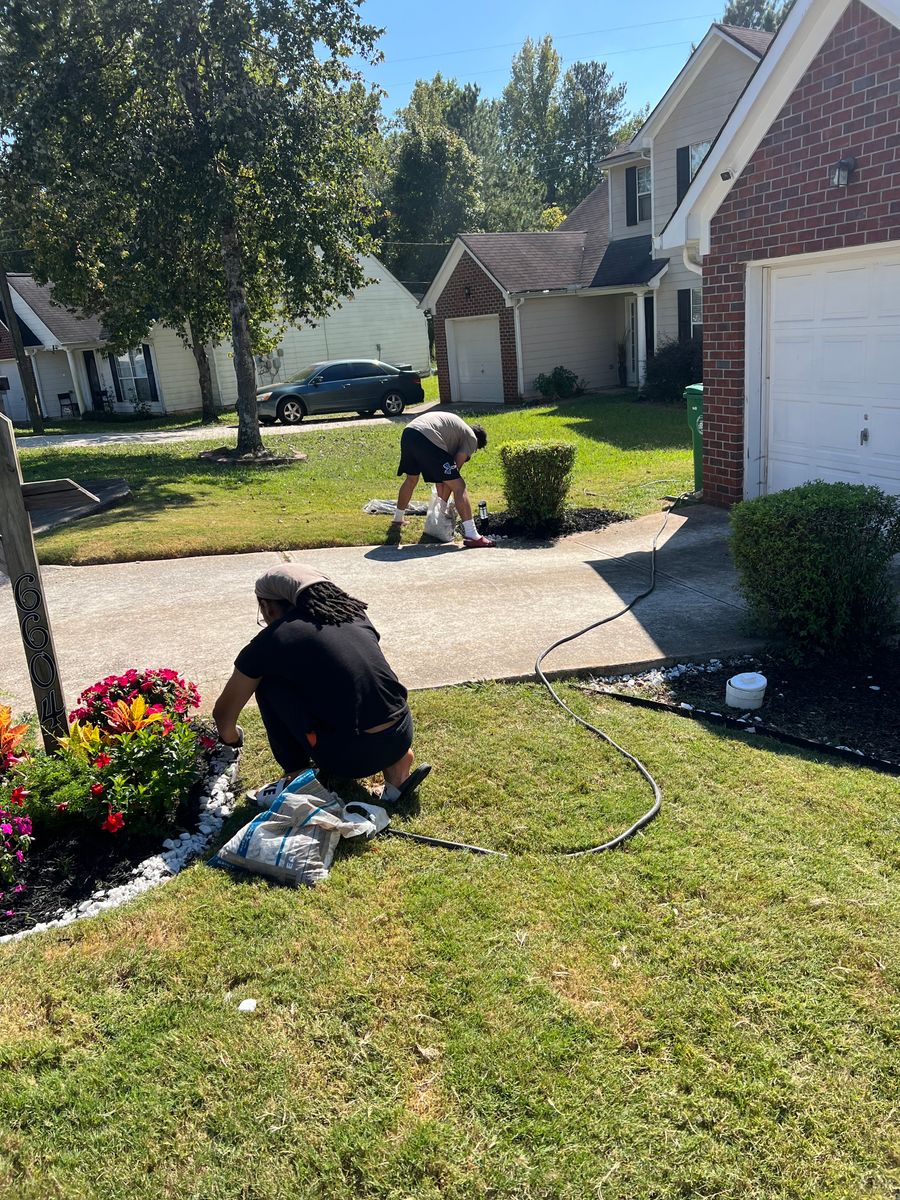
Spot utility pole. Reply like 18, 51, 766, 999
0, 255, 44, 434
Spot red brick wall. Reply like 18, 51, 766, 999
704, 0, 900, 505
433, 252, 519, 404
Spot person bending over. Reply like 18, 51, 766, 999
392, 410, 494, 548
213, 564, 430, 803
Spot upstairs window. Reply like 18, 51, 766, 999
690, 140, 711, 179
677, 140, 712, 204
635, 165, 652, 222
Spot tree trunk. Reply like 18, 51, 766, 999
0, 262, 44, 433
219, 218, 262, 455
187, 321, 219, 424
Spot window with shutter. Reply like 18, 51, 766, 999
625, 167, 637, 226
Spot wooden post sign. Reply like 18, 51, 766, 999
0, 413, 83, 750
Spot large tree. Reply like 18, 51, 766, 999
0, 0, 382, 454
556, 61, 627, 209
500, 36, 563, 205
721, 0, 794, 30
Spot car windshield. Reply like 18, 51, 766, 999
287, 364, 324, 384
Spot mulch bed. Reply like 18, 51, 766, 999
591, 647, 900, 765
2, 781, 203, 938
482, 506, 628, 541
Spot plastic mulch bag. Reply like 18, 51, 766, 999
212, 771, 377, 887
423, 486, 457, 542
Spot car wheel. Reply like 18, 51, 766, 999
381, 391, 406, 416
277, 397, 305, 424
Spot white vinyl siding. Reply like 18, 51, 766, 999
32, 350, 77, 417
652, 40, 756, 236
211, 256, 429, 408
0, 361, 28, 422
519, 295, 619, 397
654, 255, 702, 345
609, 163, 652, 239
147, 325, 202, 413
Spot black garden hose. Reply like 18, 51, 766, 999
386, 498, 688, 858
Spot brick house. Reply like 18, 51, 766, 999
421, 23, 771, 406
660, 0, 900, 504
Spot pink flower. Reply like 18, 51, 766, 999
93, 753, 112, 769
160, 718, 174, 735
198, 734, 217, 750
0, 824, 11, 835
56, 802, 69, 812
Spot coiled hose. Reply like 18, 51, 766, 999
386, 499, 687, 857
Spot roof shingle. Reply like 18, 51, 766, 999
7, 274, 105, 345
714, 23, 774, 57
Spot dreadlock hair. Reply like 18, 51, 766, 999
471, 423, 488, 449
292, 581, 369, 627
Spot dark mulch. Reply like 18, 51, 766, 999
598, 647, 900, 765
2, 781, 203, 938
482, 506, 628, 541
197, 447, 306, 466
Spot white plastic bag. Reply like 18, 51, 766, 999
423, 486, 457, 542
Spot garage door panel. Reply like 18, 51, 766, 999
450, 316, 503, 404
766, 251, 900, 497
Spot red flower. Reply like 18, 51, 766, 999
56, 802, 69, 812
102, 809, 125, 833
160, 718, 174, 735
90, 783, 105, 796
93, 753, 112, 769
9, 786, 28, 806
198, 734, 217, 750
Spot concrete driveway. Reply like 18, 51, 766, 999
0, 505, 761, 715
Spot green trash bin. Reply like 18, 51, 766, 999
684, 382, 703, 493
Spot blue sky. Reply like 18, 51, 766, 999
358, 0, 726, 122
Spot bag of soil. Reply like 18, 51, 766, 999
423, 486, 457, 542
212, 772, 372, 886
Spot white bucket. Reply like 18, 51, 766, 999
725, 671, 767, 710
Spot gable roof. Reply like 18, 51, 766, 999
457, 231, 588, 293
7, 274, 105, 345
0, 297, 43, 353
658, 0, 900, 254
598, 21, 773, 170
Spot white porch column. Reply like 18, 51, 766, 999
27, 351, 47, 417
64, 347, 87, 413
635, 290, 647, 388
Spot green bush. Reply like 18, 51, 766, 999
640, 335, 702, 401
499, 441, 576, 532
533, 366, 585, 400
730, 481, 900, 660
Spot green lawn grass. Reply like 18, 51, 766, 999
1, 683, 898, 1199
22, 394, 692, 565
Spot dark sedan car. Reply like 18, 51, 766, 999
256, 359, 425, 425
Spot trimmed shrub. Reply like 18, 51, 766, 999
640, 335, 702, 401
499, 441, 576, 532
533, 366, 585, 401
730, 481, 900, 661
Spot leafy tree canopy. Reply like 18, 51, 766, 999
721, 0, 794, 31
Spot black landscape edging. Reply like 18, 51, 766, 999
590, 688, 900, 776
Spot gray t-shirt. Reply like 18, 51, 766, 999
409, 411, 478, 460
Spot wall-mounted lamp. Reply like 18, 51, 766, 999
830, 156, 857, 186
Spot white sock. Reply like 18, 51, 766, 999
462, 519, 478, 539
392, 507, 405, 522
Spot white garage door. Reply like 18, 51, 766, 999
767, 250, 900, 496
448, 315, 503, 404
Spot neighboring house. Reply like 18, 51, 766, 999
0, 255, 430, 421
660, 0, 900, 504
422, 23, 771, 405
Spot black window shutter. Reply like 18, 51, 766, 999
625, 167, 637, 226
677, 290, 692, 343
107, 354, 124, 403
676, 146, 691, 205
142, 344, 160, 404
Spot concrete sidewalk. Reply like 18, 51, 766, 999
0, 505, 762, 714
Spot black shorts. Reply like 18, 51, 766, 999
311, 708, 414, 779
397, 428, 461, 484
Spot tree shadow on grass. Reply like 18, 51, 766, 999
529, 395, 690, 452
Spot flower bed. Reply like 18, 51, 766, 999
0, 668, 238, 940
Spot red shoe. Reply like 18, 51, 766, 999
463, 534, 495, 548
